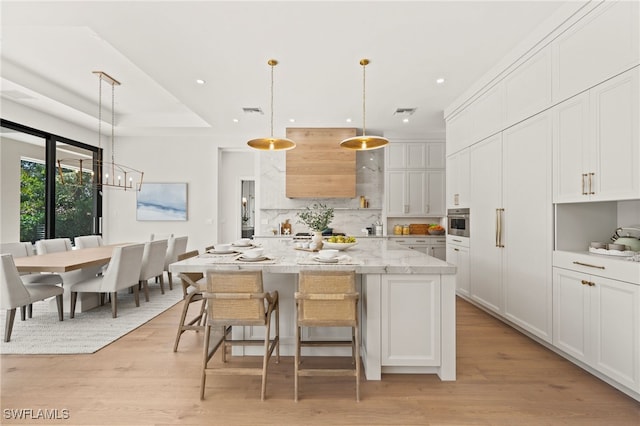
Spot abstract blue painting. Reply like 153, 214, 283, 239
136, 183, 187, 221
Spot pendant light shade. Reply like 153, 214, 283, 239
247, 59, 296, 151
340, 59, 389, 150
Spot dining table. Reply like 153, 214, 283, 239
14, 243, 130, 312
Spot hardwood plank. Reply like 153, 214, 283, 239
1, 297, 638, 425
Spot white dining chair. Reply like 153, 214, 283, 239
34, 238, 102, 288
74, 235, 104, 249
1, 242, 64, 319
164, 236, 188, 290
139, 239, 168, 301
69, 243, 145, 319
150, 233, 173, 241
0, 254, 64, 342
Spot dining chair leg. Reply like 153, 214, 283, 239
70, 292, 78, 318
167, 272, 173, 291
133, 285, 140, 307
140, 279, 150, 302
4, 309, 16, 342
110, 292, 118, 318
27, 303, 33, 319
158, 274, 165, 295
20, 306, 26, 321
56, 294, 64, 322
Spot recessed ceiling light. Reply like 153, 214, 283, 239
233, 118, 239, 123
436, 78, 445, 84
346, 118, 352, 123
289, 118, 295, 123
196, 79, 206, 85
403, 118, 409, 123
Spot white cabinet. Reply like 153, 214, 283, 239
469, 111, 553, 343
446, 236, 470, 297
552, 0, 640, 103
502, 113, 553, 342
469, 134, 503, 314
553, 267, 640, 392
381, 275, 441, 366
395, 237, 446, 261
554, 67, 640, 203
446, 148, 470, 208
387, 142, 445, 170
504, 45, 553, 127
386, 170, 445, 217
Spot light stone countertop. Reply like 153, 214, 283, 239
170, 238, 455, 275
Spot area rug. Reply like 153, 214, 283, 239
0, 284, 183, 355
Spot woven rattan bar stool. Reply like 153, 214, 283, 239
173, 250, 207, 352
200, 270, 280, 401
294, 270, 360, 401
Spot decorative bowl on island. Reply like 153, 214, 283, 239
322, 236, 358, 250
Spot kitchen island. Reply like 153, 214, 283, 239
169, 238, 456, 381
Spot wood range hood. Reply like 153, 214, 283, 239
285, 127, 357, 198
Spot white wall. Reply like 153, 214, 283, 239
104, 134, 219, 252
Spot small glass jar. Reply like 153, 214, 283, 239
402, 225, 410, 235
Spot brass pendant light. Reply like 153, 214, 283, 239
247, 59, 296, 151
340, 59, 389, 150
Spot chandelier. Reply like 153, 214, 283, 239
340, 59, 389, 150
247, 59, 296, 151
57, 71, 144, 191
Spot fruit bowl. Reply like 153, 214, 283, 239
322, 241, 358, 250
427, 229, 445, 235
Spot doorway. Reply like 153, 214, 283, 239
241, 180, 255, 238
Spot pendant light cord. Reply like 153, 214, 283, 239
270, 62, 274, 139
361, 61, 366, 136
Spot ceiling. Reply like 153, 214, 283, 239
1, 1, 572, 148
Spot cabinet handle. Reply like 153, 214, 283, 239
454, 194, 459, 206
573, 261, 605, 270
404, 204, 409, 214
452, 239, 462, 243
454, 248, 460, 252
581, 280, 590, 286
496, 208, 504, 248
581, 174, 588, 195
588, 172, 595, 195
425, 205, 430, 214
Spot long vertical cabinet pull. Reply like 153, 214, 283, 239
588, 172, 595, 195
495, 208, 505, 248
581, 173, 588, 195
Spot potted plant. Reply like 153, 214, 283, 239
296, 203, 334, 248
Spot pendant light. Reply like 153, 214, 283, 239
57, 71, 144, 191
340, 59, 389, 150
247, 59, 296, 151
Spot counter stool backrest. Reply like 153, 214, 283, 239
206, 270, 265, 325
297, 270, 357, 325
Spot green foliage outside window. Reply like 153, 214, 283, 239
20, 160, 94, 243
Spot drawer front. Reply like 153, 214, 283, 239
553, 251, 640, 284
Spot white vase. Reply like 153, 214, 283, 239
311, 231, 324, 250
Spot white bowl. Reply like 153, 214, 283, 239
234, 238, 252, 246
215, 243, 232, 251
317, 249, 339, 259
242, 248, 264, 259
322, 241, 358, 250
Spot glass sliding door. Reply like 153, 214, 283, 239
54, 141, 100, 241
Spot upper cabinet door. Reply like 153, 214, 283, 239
553, 67, 639, 203
552, 0, 640, 103
590, 67, 640, 201
504, 46, 553, 128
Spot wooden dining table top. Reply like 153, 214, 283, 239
14, 243, 130, 273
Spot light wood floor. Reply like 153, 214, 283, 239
1, 297, 638, 425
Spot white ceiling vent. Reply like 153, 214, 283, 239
393, 107, 417, 116
242, 107, 263, 114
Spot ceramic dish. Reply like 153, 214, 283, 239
321, 241, 357, 250
313, 256, 339, 263
232, 242, 254, 247
207, 249, 236, 255
237, 255, 269, 262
